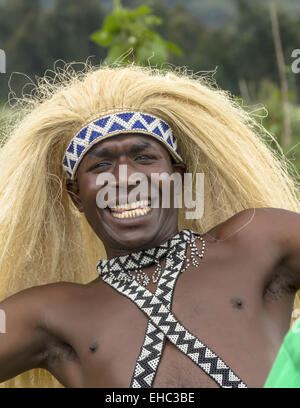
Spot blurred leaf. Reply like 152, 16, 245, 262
136, 36, 168, 65
131, 5, 152, 17
103, 12, 124, 32
106, 43, 131, 64
143, 15, 162, 26
90, 1, 183, 67
90, 29, 113, 46
164, 40, 183, 56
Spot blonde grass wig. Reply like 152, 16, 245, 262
0, 62, 299, 387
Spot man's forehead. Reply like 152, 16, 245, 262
75, 132, 174, 177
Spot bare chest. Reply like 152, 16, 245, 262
45, 243, 295, 388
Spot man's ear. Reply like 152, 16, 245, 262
66, 179, 84, 212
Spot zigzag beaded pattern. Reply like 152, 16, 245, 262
99, 232, 247, 388
102, 276, 247, 388
62, 112, 182, 179
130, 243, 186, 388
98, 230, 197, 388
97, 229, 193, 281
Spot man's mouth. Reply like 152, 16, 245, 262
109, 199, 152, 219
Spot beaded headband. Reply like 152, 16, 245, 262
62, 111, 183, 179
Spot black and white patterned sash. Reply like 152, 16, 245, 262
99, 232, 247, 388
129, 245, 182, 387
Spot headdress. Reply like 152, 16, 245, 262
62, 111, 183, 179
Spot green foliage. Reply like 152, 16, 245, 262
0, 0, 300, 175
0, 0, 106, 98
0, 115, 6, 142
90, 1, 182, 66
245, 79, 300, 178
256, 80, 285, 139
0, 105, 12, 145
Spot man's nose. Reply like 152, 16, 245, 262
114, 164, 148, 204
114, 164, 143, 186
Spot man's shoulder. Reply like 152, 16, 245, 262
205, 207, 297, 244
202, 207, 300, 283
37, 281, 88, 302
8, 281, 87, 311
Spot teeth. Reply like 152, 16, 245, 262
111, 207, 151, 219
110, 200, 150, 211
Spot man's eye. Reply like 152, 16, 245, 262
135, 155, 155, 161
93, 162, 111, 169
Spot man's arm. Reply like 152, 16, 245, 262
264, 207, 300, 289
224, 207, 300, 290
0, 285, 52, 383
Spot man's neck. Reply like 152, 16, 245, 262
104, 227, 180, 259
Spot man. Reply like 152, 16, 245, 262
0, 64, 299, 388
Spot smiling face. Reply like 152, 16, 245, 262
66, 133, 185, 258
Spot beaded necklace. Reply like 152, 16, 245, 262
97, 229, 205, 287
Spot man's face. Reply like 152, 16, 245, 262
67, 133, 185, 254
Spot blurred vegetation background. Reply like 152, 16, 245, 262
0, 0, 300, 175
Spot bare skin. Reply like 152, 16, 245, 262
0, 134, 300, 388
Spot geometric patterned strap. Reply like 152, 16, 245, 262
101, 276, 247, 388
97, 229, 195, 277
130, 242, 187, 388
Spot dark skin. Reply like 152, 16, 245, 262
1, 133, 300, 388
